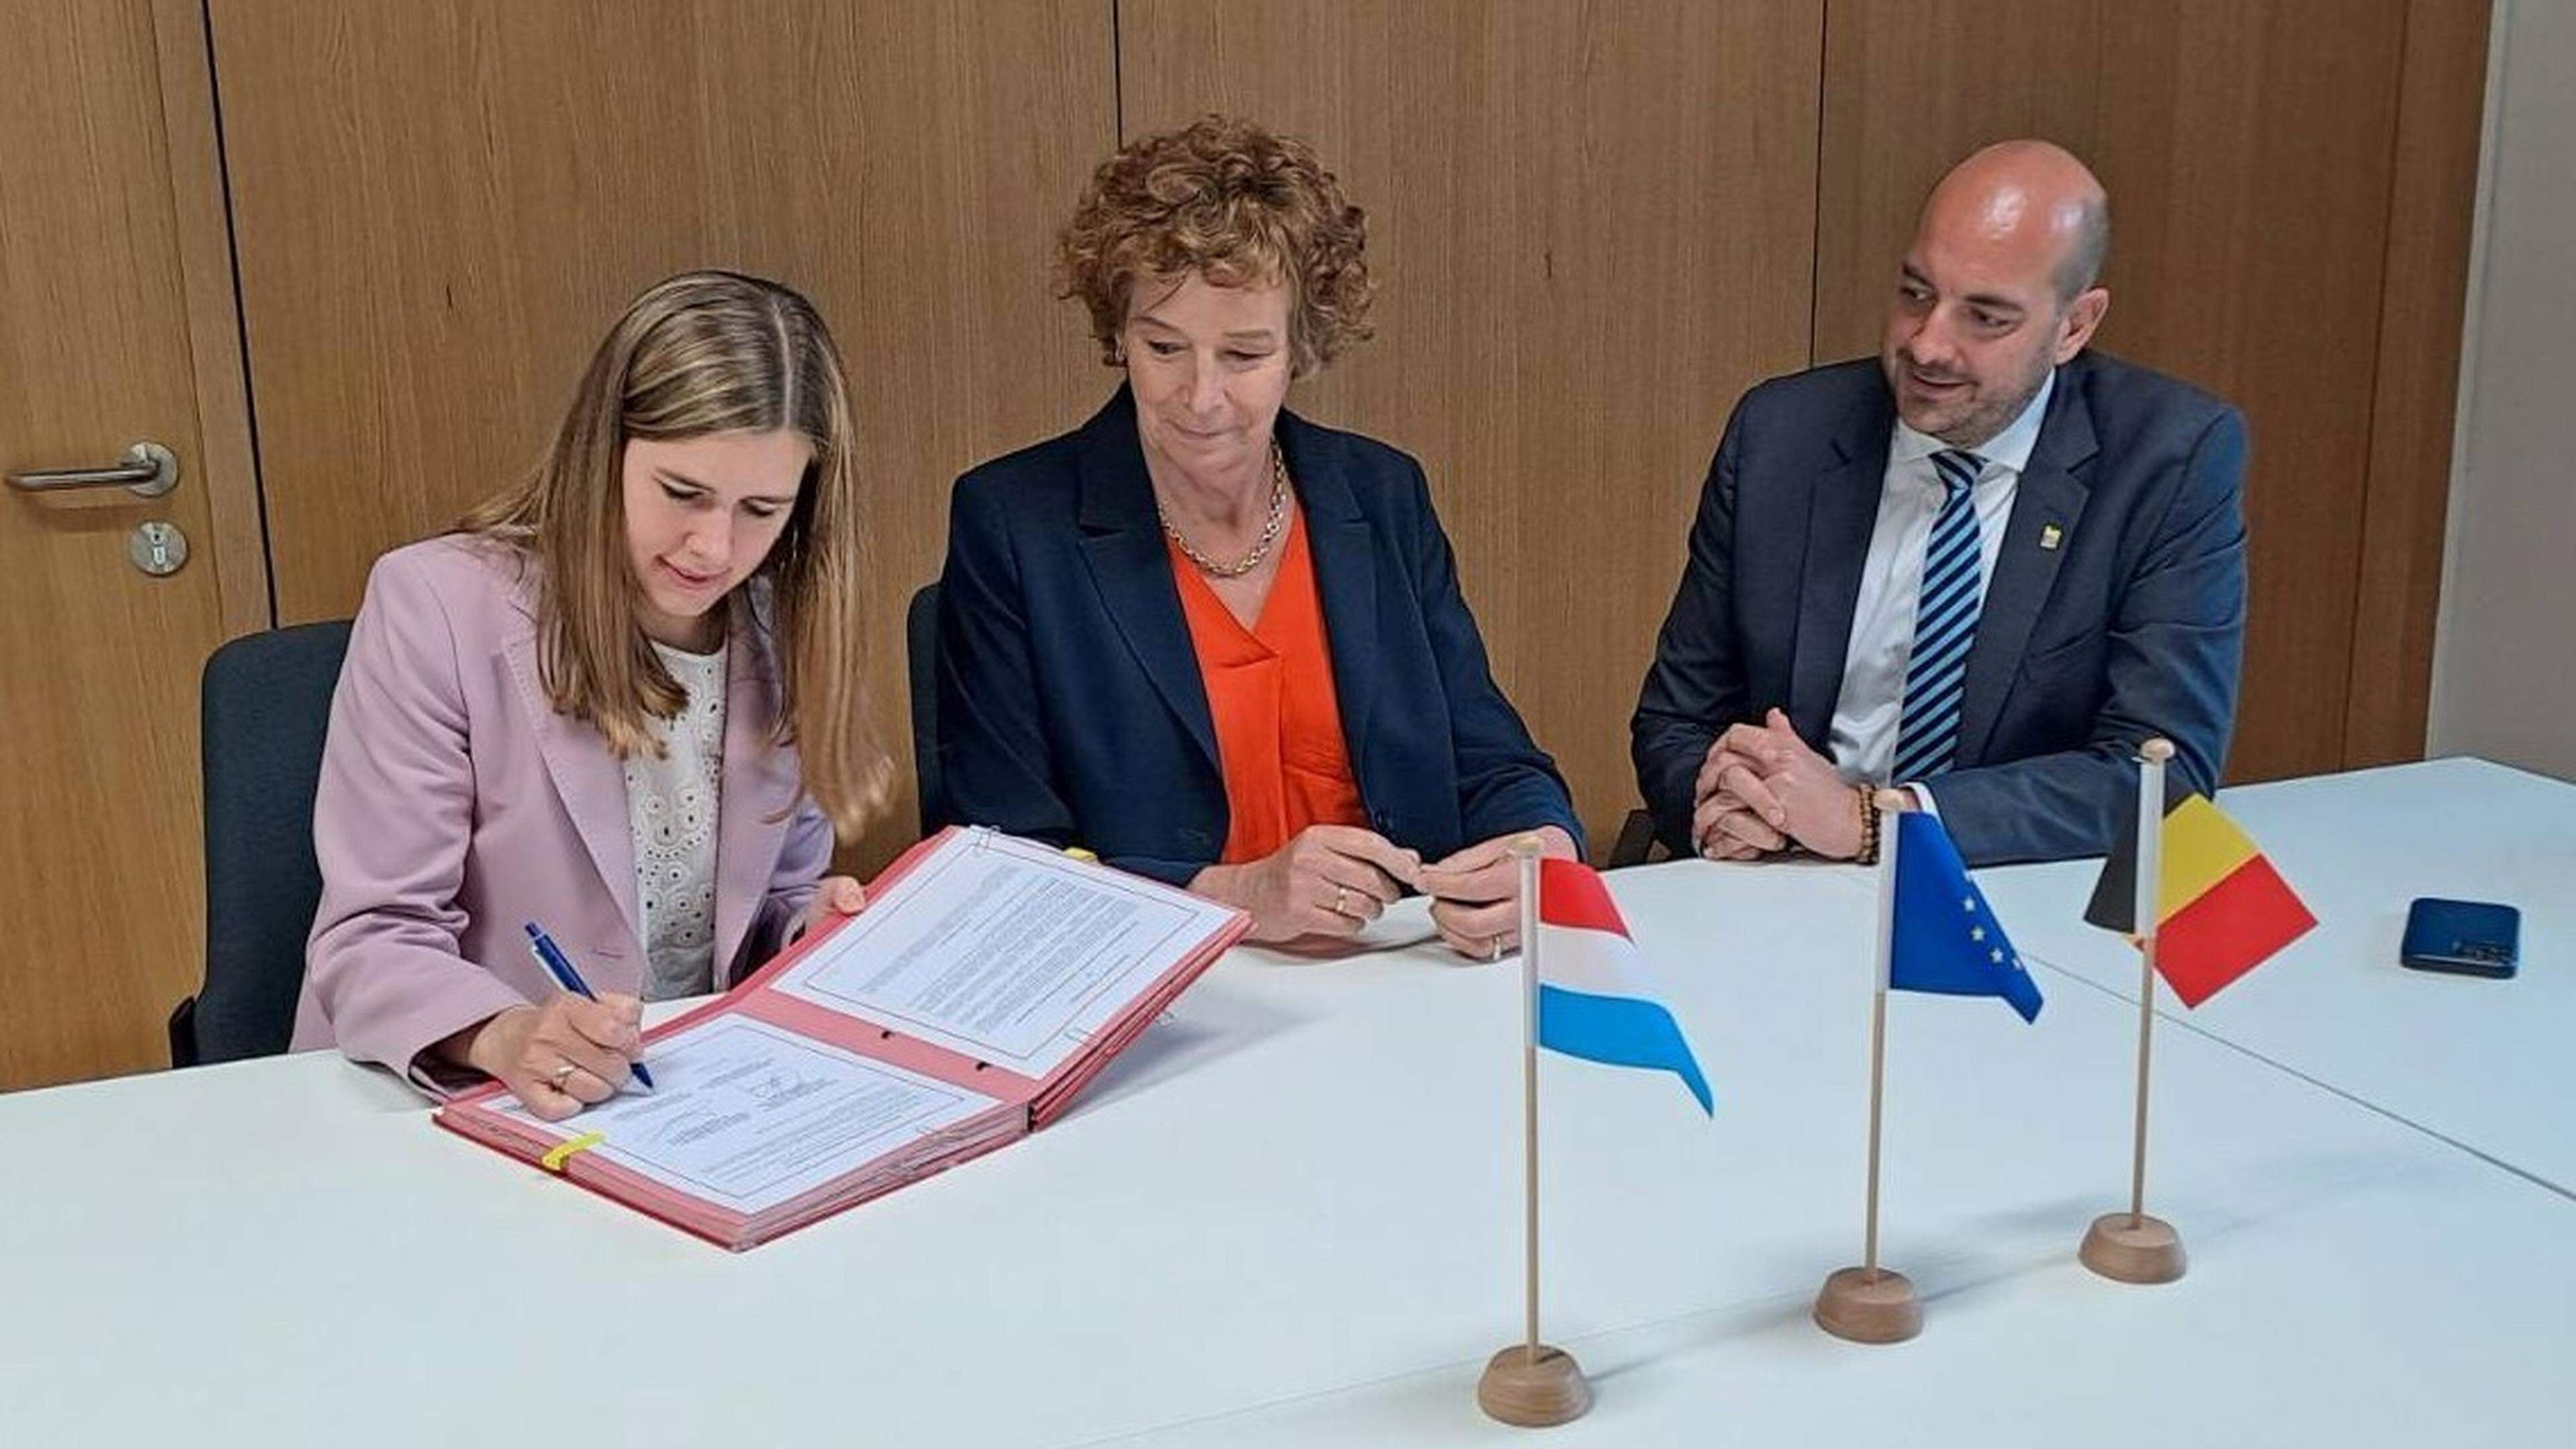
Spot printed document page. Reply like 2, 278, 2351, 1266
770, 829, 1240, 1078
490, 1014, 999, 1216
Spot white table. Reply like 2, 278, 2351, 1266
1106, 876, 2575, 1447
1974, 758, 2576, 1195
1097, 834, 2575, 1447
1, 774, 2566, 1448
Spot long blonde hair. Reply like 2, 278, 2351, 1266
460, 269, 890, 839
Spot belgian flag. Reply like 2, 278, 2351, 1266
2084, 792, 2315, 1008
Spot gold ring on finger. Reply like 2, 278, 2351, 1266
549, 1063, 578, 1089
1334, 883, 1352, 916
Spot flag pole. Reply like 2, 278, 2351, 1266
1862, 790, 1900, 1278
1520, 839, 1542, 1358
1814, 790, 1922, 1344
1477, 837, 1591, 1426
2127, 739, 2165, 1226
2080, 738, 2189, 1283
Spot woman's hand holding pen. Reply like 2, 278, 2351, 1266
1191, 825, 1419, 944
462, 995, 643, 1121
1416, 825, 1579, 961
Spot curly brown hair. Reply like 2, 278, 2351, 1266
1057, 115, 1373, 378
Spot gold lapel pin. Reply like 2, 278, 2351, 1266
2039, 523, 2064, 551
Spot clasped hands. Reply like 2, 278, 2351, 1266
1693, 708, 1867, 862
1194, 822, 1580, 960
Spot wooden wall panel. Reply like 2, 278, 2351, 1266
210, 0, 1115, 867
203, 0, 2488, 879
2345, 0, 2492, 765
1120, 0, 1824, 852
1816, 0, 2440, 784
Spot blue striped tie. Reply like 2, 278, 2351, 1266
1890, 449, 1984, 783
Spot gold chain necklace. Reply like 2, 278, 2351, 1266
1159, 443, 1289, 579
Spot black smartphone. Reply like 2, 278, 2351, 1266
2400, 898, 2520, 979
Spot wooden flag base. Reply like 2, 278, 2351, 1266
1476, 1343, 1593, 1426
2080, 1212, 2187, 1283
1813, 1265, 1921, 1343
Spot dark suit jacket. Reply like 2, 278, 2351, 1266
936, 388, 1581, 884
1631, 351, 2247, 866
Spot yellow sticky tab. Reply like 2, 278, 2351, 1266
540, 1130, 605, 1173
1062, 847, 1099, 863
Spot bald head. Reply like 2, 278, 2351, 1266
1921, 140, 2110, 303
1880, 140, 2112, 447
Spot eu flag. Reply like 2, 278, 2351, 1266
1889, 812, 2044, 1023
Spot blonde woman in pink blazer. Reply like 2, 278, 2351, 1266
292, 271, 890, 1118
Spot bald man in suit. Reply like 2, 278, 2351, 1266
1632, 140, 2247, 867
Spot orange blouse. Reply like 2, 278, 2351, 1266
1168, 508, 1369, 863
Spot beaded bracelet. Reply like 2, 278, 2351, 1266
1851, 785, 1882, 866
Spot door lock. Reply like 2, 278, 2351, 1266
128, 521, 189, 577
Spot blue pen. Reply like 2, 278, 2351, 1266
523, 921, 655, 1091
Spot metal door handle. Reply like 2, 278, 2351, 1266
6, 441, 180, 498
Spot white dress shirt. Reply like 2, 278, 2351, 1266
1827, 371, 2055, 800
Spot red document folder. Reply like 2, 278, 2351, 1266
434, 826, 1250, 1250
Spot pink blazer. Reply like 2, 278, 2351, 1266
290, 535, 831, 1085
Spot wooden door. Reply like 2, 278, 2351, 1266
0, 0, 265, 1088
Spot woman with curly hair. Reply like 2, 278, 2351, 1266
934, 116, 1580, 959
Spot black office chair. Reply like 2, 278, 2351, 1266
906, 582, 943, 835
1607, 808, 1666, 869
171, 619, 353, 1067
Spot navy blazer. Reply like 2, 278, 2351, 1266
1631, 350, 2248, 866
936, 388, 1581, 883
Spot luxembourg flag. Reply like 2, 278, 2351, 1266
1533, 857, 1714, 1115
